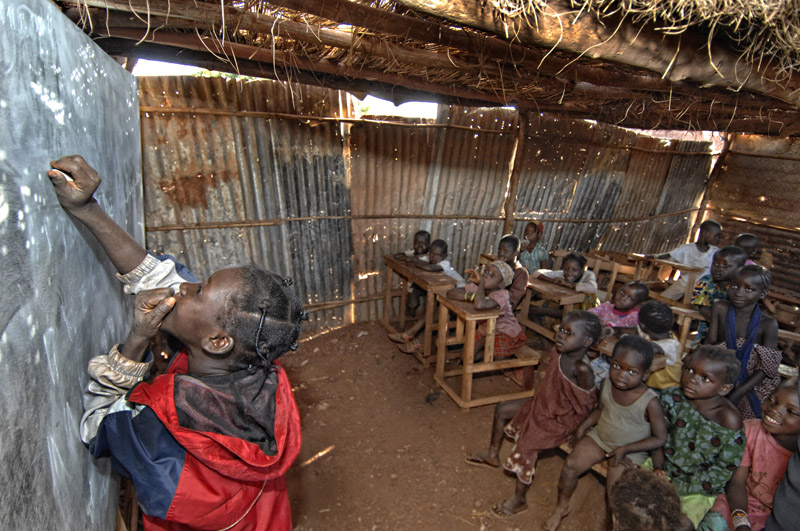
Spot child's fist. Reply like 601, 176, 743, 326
130, 288, 176, 341
48, 155, 101, 210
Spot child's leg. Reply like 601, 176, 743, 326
544, 436, 607, 531
465, 398, 526, 467
406, 284, 422, 316
472, 337, 486, 363
491, 478, 531, 516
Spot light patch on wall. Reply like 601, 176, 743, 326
358, 271, 380, 280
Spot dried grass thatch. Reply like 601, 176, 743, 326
492, 0, 800, 82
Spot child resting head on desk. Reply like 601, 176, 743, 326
388, 239, 465, 353
393, 230, 431, 318
446, 260, 527, 362
464, 310, 603, 518
530, 252, 599, 321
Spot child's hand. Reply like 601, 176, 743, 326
48, 155, 101, 211
129, 288, 176, 341
652, 468, 668, 478
605, 448, 634, 468
465, 269, 480, 284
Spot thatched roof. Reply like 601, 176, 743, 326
60, 0, 800, 135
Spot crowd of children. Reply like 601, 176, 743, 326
388, 218, 796, 530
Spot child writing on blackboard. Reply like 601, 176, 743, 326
49, 155, 306, 531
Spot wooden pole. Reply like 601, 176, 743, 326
503, 111, 528, 235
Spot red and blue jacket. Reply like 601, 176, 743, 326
87, 352, 301, 530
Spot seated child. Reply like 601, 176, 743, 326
590, 280, 650, 337
657, 219, 722, 300
466, 234, 529, 309
389, 239, 465, 353
50, 155, 306, 530
446, 260, 526, 361
735, 232, 773, 269
532, 252, 599, 317
703, 380, 800, 531
638, 300, 683, 390
394, 230, 431, 317
651, 346, 745, 528
608, 468, 684, 531
692, 245, 749, 343
545, 335, 666, 531
463, 311, 603, 517
706, 265, 780, 419
519, 221, 551, 273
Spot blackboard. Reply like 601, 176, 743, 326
0, 1, 142, 528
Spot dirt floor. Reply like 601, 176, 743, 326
283, 321, 606, 531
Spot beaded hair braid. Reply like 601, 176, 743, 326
219, 265, 308, 368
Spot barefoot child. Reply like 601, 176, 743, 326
545, 335, 667, 531
519, 221, 551, 273
446, 260, 526, 362
394, 230, 431, 317
706, 265, 780, 419
389, 239, 465, 353
638, 300, 683, 390
692, 246, 749, 343
464, 311, 603, 517
703, 381, 800, 531
653, 346, 746, 528
49, 155, 306, 530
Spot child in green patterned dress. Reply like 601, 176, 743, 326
651, 345, 745, 528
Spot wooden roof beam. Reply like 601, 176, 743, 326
396, 0, 800, 109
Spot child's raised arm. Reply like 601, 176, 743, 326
606, 396, 667, 467
48, 155, 147, 275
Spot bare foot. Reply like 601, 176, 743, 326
543, 502, 570, 531
490, 497, 528, 518
465, 451, 500, 468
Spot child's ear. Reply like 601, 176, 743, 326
201, 332, 235, 356
718, 382, 734, 397
582, 336, 594, 348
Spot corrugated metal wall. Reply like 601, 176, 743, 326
139, 77, 715, 331
706, 135, 800, 296
140, 77, 353, 330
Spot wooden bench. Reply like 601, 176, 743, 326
434, 295, 541, 410
558, 440, 609, 478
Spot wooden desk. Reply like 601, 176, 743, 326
382, 255, 456, 366
632, 256, 704, 307
518, 277, 585, 340
434, 295, 538, 410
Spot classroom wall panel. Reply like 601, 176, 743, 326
0, 0, 141, 528
140, 77, 353, 331
139, 77, 715, 331
706, 134, 800, 296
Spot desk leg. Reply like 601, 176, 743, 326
422, 290, 436, 367
462, 320, 476, 407
682, 272, 698, 306
383, 266, 393, 327
399, 279, 408, 330
484, 318, 496, 363
435, 302, 449, 380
